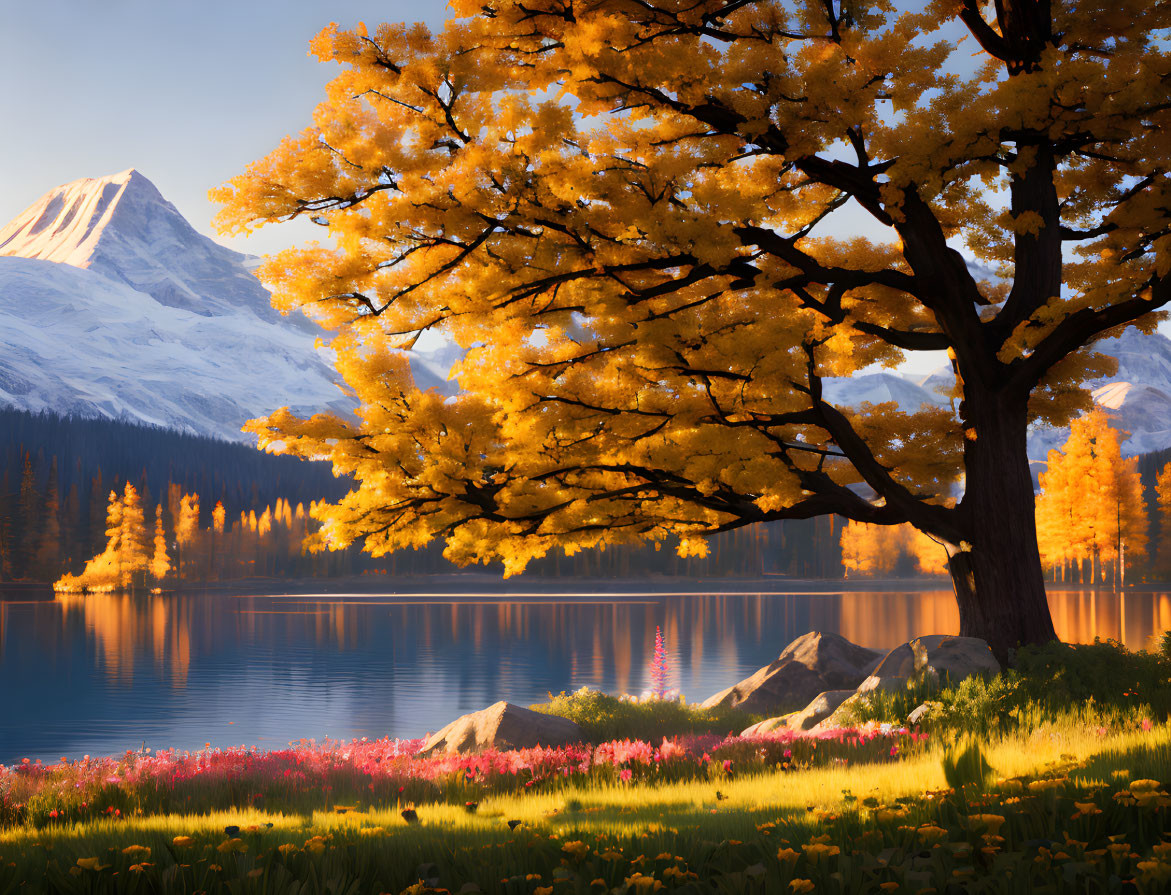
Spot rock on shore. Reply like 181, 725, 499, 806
701, 631, 885, 716
420, 701, 586, 755
732, 633, 1002, 736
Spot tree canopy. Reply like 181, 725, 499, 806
215, 0, 1171, 656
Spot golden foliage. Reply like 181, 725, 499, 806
214, 3, 1171, 579
840, 521, 948, 577
151, 503, 171, 581
1036, 409, 1147, 580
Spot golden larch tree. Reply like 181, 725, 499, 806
841, 521, 947, 577
151, 503, 171, 582
1036, 409, 1147, 584
1156, 463, 1171, 573
118, 483, 150, 589
175, 493, 200, 579
214, 0, 1171, 658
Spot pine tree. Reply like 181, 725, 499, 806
151, 503, 170, 582
118, 483, 150, 589
16, 451, 37, 578
1156, 463, 1171, 574
1037, 409, 1147, 584
176, 493, 200, 579
87, 469, 107, 558
32, 456, 61, 580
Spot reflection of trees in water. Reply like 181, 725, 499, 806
55, 592, 192, 687
37, 589, 1171, 694
4, 587, 1169, 762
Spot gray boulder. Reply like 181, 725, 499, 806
702, 631, 884, 716
907, 702, 939, 727
421, 701, 586, 755
740, 689, 857, 736
856, 635, 1000, 696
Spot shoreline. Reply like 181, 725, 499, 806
6, 574, 1171, 598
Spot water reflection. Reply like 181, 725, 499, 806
0, 586, 1167, 763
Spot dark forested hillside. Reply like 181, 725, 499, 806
0, 408, 845, 583
0, 408, 346, 580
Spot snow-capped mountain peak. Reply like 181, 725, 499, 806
0, 168, 293, 324
0, 170, 365, 441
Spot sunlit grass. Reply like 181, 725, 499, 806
1, 720, 1167, 893
4, 720, 1162, 849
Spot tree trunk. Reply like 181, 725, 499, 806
944, 392, 1057, 663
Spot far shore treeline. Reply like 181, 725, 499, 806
0, 408, 842, 585
7, 406, 1171, 589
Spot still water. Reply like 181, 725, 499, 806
2, 585, 1168, 764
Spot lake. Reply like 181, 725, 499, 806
2, 583, 1168, 764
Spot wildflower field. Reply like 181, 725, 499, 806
2, 718, 1169, 894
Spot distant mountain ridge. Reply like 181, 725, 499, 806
825, 327, 1171, 460
0, 170, 438, 442
0, 169, 296, 325
2, 169, 1168, 458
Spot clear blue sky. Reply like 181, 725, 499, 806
0, 0, 449, 255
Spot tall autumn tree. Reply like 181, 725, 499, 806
840, 520, 947, 577
118, 483, 150, 589
215, 0, 1171, 659
151, 503, 171, 582
1036, 409, 1146, 584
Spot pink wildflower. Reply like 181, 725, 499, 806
649, 626, 670, 699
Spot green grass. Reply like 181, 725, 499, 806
3, 720, 1169, 893
843, 637, 1171, 736
529, 688, 764, 742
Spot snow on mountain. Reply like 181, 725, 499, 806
824, 327, 1171, 461
0, 170, 394, 441
821, 371, 948, 413
1026, 328, 1171, 459
0, 169, 305, 327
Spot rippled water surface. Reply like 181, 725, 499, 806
2, 584, 1167, 763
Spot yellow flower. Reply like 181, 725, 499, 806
968, 814, 1005, 835
304, 836, 328, 854
1028, 779, 1059, 793
590, 880, 606, 888
1138, 860, 1171, 883
876, 809, 906, 823
625, 874, 663, 892
278, 843, 299, 855
208, 864, 222, 872
790, 880, 816, 894
75, 857, 108, 871
1130, 779, 1162, 793
562, 840, 590, 860
535, 887, 554, 895
122, 845, 151, 857
917, 825, 949, 844
879, 884, 899, 892
1073, 801, 1102, 817
655, 852, 673, 861
600, 849, 624, 861
802, 842, 840, 861
217, 838, 247, 854
777, 847, 800, 863
247, 868, 264, 879
172, 836, 195, 848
